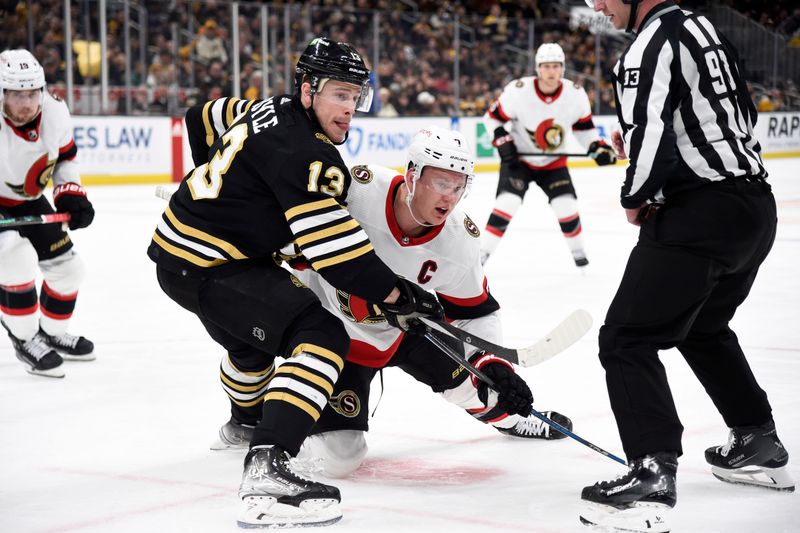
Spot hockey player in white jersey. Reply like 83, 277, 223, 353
208, 125, 574, 478
0, 49, 95, 378
481, 43, 617, 268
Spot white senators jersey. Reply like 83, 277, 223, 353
485, 76, 600, 170
296, 164, 502, 368
0, 91, 80, 206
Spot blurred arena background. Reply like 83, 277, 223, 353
1, 0, 799, 183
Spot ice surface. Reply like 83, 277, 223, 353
2, 159, 798, 532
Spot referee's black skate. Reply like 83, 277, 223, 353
580, 451, 677, 532
497, 411, 572, 440
237, 445, 342, 528
2, 319, 64, 378
210, 418, 254, 450
38, 328, 95, 361
705, 420, 794, 492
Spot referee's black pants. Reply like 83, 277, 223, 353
599, 179, 777, 460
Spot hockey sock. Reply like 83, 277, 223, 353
1, 281, 39, 340
550, 195, 585, 254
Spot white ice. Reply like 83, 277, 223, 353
1, 159, 798, 533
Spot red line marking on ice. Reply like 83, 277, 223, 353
42, 466, 230, 490
352, 457, 503, 485
345, 503, 564, 532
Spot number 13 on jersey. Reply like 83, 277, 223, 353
187, 123, 249, 200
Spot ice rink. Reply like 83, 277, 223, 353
1, 159, 798, 533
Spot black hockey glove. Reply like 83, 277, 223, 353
54, 183, 95, 230
470, 351, 533, 416
588, 140, 617, 166
378, 278, 443, 335
492, 127, 521, 169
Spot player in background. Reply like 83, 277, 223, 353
481, 43, 617, 268
0, 49, 96, 379
191, 125, 574, 477
148, 37, 443, 528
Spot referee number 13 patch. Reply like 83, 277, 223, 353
623, 68, 640, 88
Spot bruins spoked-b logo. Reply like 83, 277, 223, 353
350, 164, 373, 184
329, 390, 361, 418
527, 118, 565, 151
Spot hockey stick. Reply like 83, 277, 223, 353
517, 151, 590, 157
155, 185, 176, 201
420, 309, 592, 367
423, 329, 627, 466
0, 213, 70, 229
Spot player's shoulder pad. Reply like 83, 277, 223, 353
42, 91, 71, 119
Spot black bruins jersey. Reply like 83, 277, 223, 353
147, 94, 398, 303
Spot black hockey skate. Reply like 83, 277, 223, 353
210, 418, 255, 450
2, 319, 64, 378
38, 329, 95, 361
497, 410, 572, 440
580, 452, 677, 533
237, 445, 342, 528
572, 250, 589, 268
705, 420, 794, 492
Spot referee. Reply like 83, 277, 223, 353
579, 0, 793, 528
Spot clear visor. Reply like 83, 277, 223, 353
419, 172, 472, 200
315, 79, 373, 112
584, 0, 596, 8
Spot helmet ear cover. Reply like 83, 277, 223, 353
295, 37, 373, 112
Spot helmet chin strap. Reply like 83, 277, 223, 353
626, 0, 640, 33
403, 180, 434, 228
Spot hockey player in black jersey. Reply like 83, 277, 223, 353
581, 1, 793, 531
147, 37, 443, 529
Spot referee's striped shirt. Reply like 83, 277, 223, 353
613, 1, 767, 208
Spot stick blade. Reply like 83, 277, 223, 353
517, 309, 592, 367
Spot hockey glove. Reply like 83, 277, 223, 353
588, 141, 617, 166
54, 183, 95, 230
470, 351, 533, 416
492, 127, 521, 169
378, 278, 443, 335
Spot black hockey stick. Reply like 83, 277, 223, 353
423, 329, 627, 466
0, 213, 71, 229
419, 309, 592, 368
517, 151, 590, 157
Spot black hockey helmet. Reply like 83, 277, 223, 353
295, 37, 373, 112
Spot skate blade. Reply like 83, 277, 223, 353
209, 438, 248, 451
62, 353, 96, 362
711, 465, 795, 492
25, 366, 65, 378
580, 502, 671, 532
237, 495, 342, 528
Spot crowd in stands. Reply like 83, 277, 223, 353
0, 0, 797, 117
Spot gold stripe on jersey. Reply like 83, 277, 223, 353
294, 218, 361, 248
225, 97, 241, 126
264, 391, 321, 420
311, 243, 374, 271
274, 365, 334, 396
202, 100, 215, 147
164, 206, 248, 259
291, 343, 345, 371
221, 369, 275, 393
284, 198, 341, 222
224, 356, 275, 379
152, 231, 227, 267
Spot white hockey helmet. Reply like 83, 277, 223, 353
0, 49, 46, 98
535, 43, 565, 67
406, 125, 475, 196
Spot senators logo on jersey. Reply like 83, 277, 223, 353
328, 390, 361, 418
527, 118, 565, 151
5, 153, 56, 198
350, 164, 373, 184
335, 290, 385, 324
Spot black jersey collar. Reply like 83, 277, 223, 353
637, 1, 680, 34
